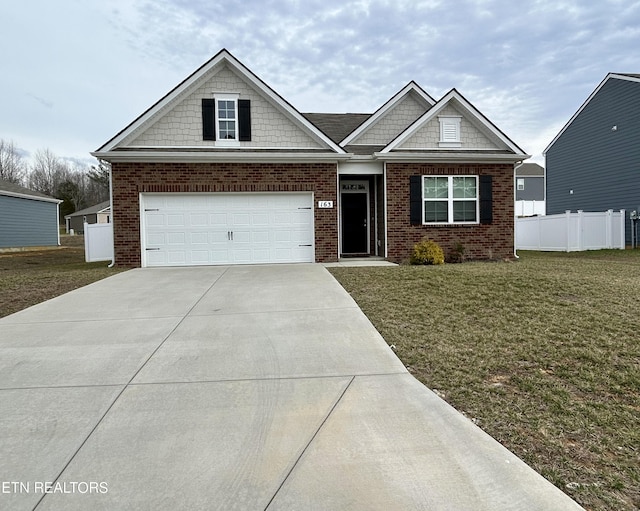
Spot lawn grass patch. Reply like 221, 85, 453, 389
0, 235, 126, 318
329, 251, 640, 511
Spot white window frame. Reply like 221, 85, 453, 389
214, 93, 240, 146
422, 175, 479, 225
438, 115, 462, 148
517, 178, 525, 191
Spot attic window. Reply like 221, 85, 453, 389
202, 95, 251, 144
214, 93, 239, 145
438, 115, 462, 148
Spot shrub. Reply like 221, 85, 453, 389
448, 241, 466, 263
410, 238, 445, 265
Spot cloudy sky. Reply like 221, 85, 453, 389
2, 0, 639, 166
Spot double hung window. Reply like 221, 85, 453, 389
215, 94, 238, 142
422, 176, 478, 224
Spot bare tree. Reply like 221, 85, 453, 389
28, 148, 69, 197
0, 139, 26, 184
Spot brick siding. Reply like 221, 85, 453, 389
386, 163, 515, 262
111, 162, 338, 267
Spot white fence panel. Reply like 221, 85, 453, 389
84, 222, 114, 262
515, 200, 546, 217
516, 210, 625, 252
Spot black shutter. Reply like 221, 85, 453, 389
238, 99, 251, 141
410, 175, 422, 225
479, 175, 493, 224
202, 98, 216, 141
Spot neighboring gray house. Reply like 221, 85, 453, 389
64, 200, 111, 234
0, 179, 62, 249
544, 73, 640, 243
515, 163, 545, 201
515, 163, 545, 216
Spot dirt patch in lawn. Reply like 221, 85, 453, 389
0, 235, 126, 318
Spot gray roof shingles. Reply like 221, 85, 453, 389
0, 178, 57, 201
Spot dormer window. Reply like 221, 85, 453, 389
202, 94, 252, 144
438, 115, 462, 148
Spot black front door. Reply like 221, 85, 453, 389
341, 193, 368, 254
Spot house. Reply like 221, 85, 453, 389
515, 163, 545, 216
92, 49, 529, 267
64, 200, 111, 234
544, 73, 640, 243
0, 178, 62, 249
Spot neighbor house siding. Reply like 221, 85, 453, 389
0, 195, 59, 248
110, 162, 338, 267
386, 163, 514, 262
515, 177, 544, 201
546, 78, 640, 242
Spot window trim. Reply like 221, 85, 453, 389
422, 175, 479, 225
214, 93, 240, 146
517, 178, 525, 191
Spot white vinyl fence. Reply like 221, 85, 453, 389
84, 222, 114, 262
516, 210, 625, 251
515, 200, 546, 217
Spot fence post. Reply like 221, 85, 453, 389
605, 210, 612, 249
84, 222, 90, 262
565, 210, 571, 252
577, 210, 584, 251
619, 210, 625, 249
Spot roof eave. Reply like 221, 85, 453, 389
91, 150, 352, 163
0, 190, 62, 204
374, 152, 530, 164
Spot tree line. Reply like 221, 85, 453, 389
0, 138, 110, 221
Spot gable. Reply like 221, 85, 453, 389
396, 104, 499, 150
122, 64, 324, 149
348, 91, 431, 146
544, 73, 640, 155
94, 49, 346, 159
380, 89, 527, 161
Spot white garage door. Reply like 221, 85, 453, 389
141, 193, 314, 267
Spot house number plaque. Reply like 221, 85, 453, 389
318, 201, 334, 208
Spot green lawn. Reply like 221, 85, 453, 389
329, 250, 640, 511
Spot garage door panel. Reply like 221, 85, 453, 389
191, 251, 210, 264
190, 213, 208, 227
167, 233, 186, 245
210, 213, 228, 226
191, 232, 208, 244
167, 214, 185, 227
167, 251, 187, 264
142, 193, 314, 267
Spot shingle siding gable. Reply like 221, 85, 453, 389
546, 78, 640, 242
352, 92, 429, 145
125, 65, 322, 149
398, 104, 498, 149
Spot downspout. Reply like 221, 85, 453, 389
383, 161, 388, 259
513, 161, 522, 259
107, 163, 115, 268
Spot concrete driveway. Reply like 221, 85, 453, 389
0, 264, 583, 510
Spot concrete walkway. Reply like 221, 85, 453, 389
0, 264, 583, 510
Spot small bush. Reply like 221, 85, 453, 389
410, 238, 445, 265
448, 241, 466, 263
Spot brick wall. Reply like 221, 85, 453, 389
386, 162, 515, 262
111, 162, 338, 267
